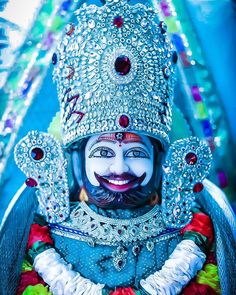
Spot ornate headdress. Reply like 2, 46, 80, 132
53, 0, 177, 148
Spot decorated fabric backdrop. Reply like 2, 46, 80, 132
0, 0, 236, 223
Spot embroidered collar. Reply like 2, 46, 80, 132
53, 201, 168, 246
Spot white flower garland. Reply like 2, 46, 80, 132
33, 248, 104, 295
33, 240, 206, 295
140, 239, 206, 295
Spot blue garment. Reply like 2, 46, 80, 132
52, 231, 181, 288
199, 180, 236, 294
52, 210, 181, 288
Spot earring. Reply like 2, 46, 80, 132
149, 192, 160, 205
79, 187, 89, 202
161, 137, 212, 228
14, 131, 70, 223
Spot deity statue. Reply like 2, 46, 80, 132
0, 1, 235, 294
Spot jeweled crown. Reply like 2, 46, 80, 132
53, 0, 177, 148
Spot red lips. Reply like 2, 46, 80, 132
94, 172, 146, 192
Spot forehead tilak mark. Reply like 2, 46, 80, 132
89, 132, 151, 152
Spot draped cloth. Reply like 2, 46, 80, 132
200, 180, 236, 295
0, 185, 37, 295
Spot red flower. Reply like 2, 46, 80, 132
17, 270, 45, 295
181, 213, 214, 246
109, 287, 136, 295
27, 223, 54, 250
183, 282, 217, 295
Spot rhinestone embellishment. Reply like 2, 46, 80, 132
113, 16, 124, 28
115, 55, 131, 76
185, 152, 198, 165
162, 137, 212, 228
31, 147, 44, 161
53, 1, 176, 148
112, 246, 128, 271
67, 201, 164, 245
25, 177, 38, 187
118, 114, 130, 128
193, 182, 204, 193
14, 131, 70, 223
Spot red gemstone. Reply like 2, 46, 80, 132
31, 147, 44, 160
113, 16, 123, 28
185, 152, 197, 165
193, 182, 204, 193
119, 115, 129, 128
115, 55, 131, 76
25, 178, 38, 187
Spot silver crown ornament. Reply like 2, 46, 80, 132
53, 0, 177, 149
14, 131, 70, 223
162, 137, 212, 228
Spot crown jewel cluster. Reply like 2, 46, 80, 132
53, 0, 176, 147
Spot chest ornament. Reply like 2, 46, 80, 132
50, 202, 180, 271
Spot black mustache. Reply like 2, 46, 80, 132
87, 183, 149, 207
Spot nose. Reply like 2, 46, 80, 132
109, 154, 129, 175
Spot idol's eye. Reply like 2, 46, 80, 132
125, 148, 150, 159
89, 147, 115, 158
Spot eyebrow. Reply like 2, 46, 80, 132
123, 139, 150, 152
89, 139, 116, 151
89, 138, 151, 152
